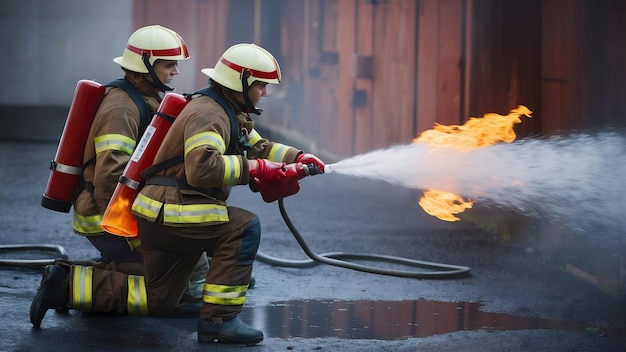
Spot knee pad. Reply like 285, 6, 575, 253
238, 217, 261, 265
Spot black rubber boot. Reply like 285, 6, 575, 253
197, 316, 264, 345
30, 264, 69, 328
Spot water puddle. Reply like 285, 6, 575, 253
241, 299, 626, 339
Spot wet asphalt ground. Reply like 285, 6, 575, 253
1, 139, 625, 352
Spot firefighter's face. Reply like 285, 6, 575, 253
247, 81, 267, 106
152, 59, 180, 84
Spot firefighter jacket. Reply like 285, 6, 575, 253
131, 92, 302, 232
73, 74, 161, 235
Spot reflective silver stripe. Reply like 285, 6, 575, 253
208, 291, 246, 299
202, 283, 248, 305
72, 212, 104, 234
162, 203, 229, 224
185, 132, 225, 155
72, 265, 93, 311
268, 143, 289, 162
247, 129, 262, 146
78, 266, 89, 306
50, 161, 82, 175
94, 134, 136, 155
222, 155, 241, 186
127, 274, 148, 315
132, 193, 163, 220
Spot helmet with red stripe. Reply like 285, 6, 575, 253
201, 43, 281, 93
114, 25, 190, 74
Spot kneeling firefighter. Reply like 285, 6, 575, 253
72, 24, 187, 264
30, 25, 209, 327
128, 43, 325, 345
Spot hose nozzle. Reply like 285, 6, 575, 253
303, 163, 324, 176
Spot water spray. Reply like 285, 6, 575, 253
324, 130, 626, 248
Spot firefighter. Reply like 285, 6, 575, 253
129, 42, 325, 345
30, 25, 205, 327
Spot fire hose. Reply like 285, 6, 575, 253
0, 244, 68, 267
255, 198, 470, 279
1, 200, 470, 279
1, 166, 469, 278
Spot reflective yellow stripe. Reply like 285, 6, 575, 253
267, 143, 289, 162
133, 194, 229, 225
202, 283, 248, 305
72, 212, 104, 234
94, 134, 136, 155
132, 193, 163, 220
162, 203, 229, 224
221, 155, 241, 186
127, 275, 149, 315
248, 129, 262, 146
72, 265, 93, 311
185, 131, 225, 155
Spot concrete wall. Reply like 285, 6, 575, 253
0, 0, 198, 142
0, 0, 135, 105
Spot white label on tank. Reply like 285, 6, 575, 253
131, 125, 156, 163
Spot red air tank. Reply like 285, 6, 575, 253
101, 93, 188, 237
41, 80, 106, 212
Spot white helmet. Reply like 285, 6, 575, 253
201, 43, 281, 92
114, 25, 189, 73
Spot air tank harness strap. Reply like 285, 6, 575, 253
140, 155, 183, 180
106, 78, 151, 136
84, 182, 94, 196
79, 78, 153, 199
186, 85, 240, 154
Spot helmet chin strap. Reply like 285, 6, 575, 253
241, 70, 262, 115
142, 53, 173, 92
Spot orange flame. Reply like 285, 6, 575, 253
418, 190, 474, 222
414, 105, 532, 221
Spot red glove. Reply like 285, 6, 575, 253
250, 163, 324, 202
250, 159, 288, 183
249, 161, 305, 202
297, 153, 325, 173
254, 178, 301, 202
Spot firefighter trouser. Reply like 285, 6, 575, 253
137, 206, 260, 320
69, 262, 148, 314
67, 248, 210, 315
